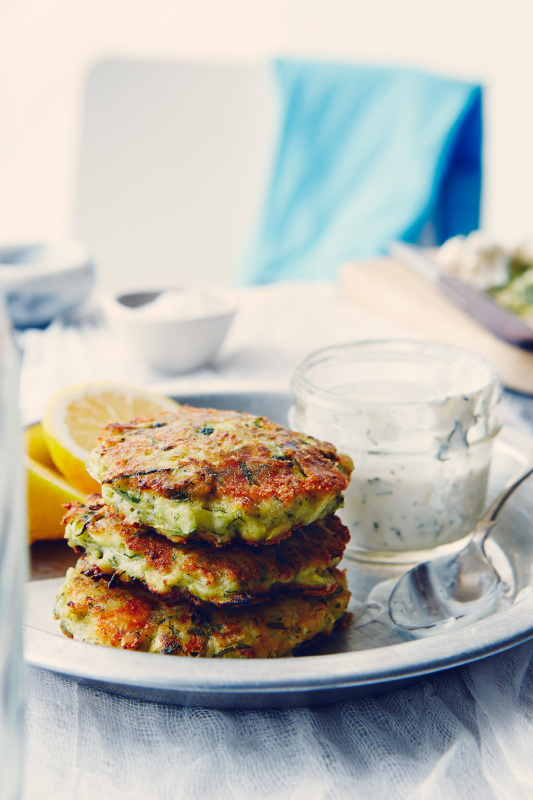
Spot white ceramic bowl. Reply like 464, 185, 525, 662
0, 240, 94, 327
102, 285, 238, 373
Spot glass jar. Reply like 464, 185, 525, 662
290, 340, 502, 563
0, 291, 26, 798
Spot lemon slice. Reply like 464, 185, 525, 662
42, 381, 181, 494
26, 456, 86, 543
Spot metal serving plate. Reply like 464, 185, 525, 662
24, 391, 533, 709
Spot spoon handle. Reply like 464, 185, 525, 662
474, 464, 533, 546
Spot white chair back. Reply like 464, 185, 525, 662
73, 59, 278, 289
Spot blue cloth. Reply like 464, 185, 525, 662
240, 59, 482, 284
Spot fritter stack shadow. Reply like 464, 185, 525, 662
54, 406, 353, 658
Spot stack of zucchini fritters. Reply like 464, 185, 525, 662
54, 405, 354, 659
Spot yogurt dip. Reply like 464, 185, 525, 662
340, 435, 491, 556
290, 341, 502, 563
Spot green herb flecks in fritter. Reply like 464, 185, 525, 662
87, 406, 353, 546
54, 560, 351, 658
63, 496, 350, 605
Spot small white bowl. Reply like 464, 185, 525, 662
0, 240, 94, 327
102, 285, 238, 373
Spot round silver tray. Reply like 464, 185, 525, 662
24, 391, 533, 708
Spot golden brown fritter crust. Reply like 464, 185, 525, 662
63, 496, 350, 605
89, 407, 352, 504
54, 560, 351, 658
87, 407, 353, 545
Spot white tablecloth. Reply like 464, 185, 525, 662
19, 282, 533, 800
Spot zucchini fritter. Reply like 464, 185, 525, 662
54, 560, 351, 658
63, 497, 350, 605
87, 406, 353, 545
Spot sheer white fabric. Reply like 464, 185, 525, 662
21, 282, 533, 800
24, 644, 533, 800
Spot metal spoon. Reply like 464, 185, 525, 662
389, 465, 533, 631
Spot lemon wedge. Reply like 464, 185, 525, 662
24, 421, 57, 470
42, 381, 181, 494
26, 456, 86, 543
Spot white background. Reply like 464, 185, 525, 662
0, 0, 531, 247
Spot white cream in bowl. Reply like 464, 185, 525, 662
102, 285, 237, 373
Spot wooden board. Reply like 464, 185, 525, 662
340, 258, 533, 395
30, 539, 77, 581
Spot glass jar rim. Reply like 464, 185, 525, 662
291, 339, 501, 411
